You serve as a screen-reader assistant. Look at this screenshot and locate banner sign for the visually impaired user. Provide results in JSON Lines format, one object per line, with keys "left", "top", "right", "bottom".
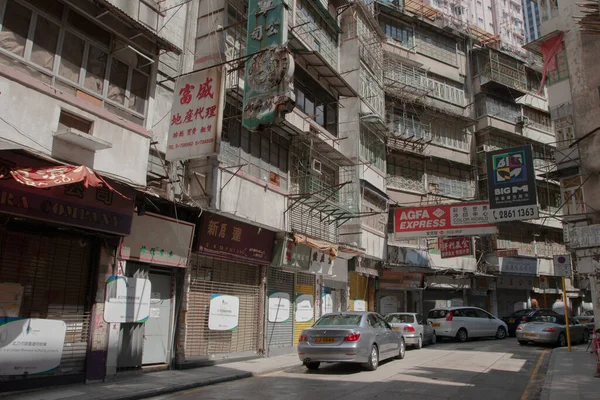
{"left": 394, "top": 202, "right": 497, "bottom": 239}
{"left": 242, "top": 0, "right": 294, "bottom": 130}
{"left": 119, "top": 212, "right": 195, "bottom": 268}
{"left": 0, "top": 318, "right": 66, "bottom": 375}
{"left": 167, "top": 67, "right": 223, "bottom": 161}
{"left": 499, "top": 257, "right": 538, "bottom": 276}
{"left": 486, "top": 145, "right": 539, "bottom": 223}
{"left": 104, "top": 276, "right": 151, "bottom": 323}
{"left": 439, "top": 237, "right": 472, "bottom": 259}
{"left": 379, "top": 271, "right": 423, "bottom": 290}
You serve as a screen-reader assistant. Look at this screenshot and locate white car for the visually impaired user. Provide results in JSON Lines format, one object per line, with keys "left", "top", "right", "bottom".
{"left": 427, "top": 306, "right": 508, "bottom": 342}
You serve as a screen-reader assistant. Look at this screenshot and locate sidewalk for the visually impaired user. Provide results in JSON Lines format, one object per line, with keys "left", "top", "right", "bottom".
{"left": 541, "top": 345, "right": 600, "bottom": 400}
{"left": 0, "top": 353, "right": 300, "bottom": 400}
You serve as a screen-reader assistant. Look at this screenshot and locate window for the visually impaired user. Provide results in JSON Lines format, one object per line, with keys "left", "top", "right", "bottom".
{"left": 360, "top": 124, "right": 385, "bottom": 172}
{"left": 430, "top": 120, "right": 469, "bottom": 150}
{"left": 474, "top": 309, "right": 491, "bottom": 319}
{"left": 427, "top": 162, "right": 472, "bottom": 199}
{"left": 315, "top": 314, "right": 362, "bottom": 326}
{"left": 294, "top": 67, "right": 338, "bottom": 136}
{"left": 0, "top": 1, "right": 152, "bottom": 125}
{"left": 548, "top": 46, "right": 569, "bottom": 85}
{"left": 361, "top": 186, "right": 387, "bottom": 233}
{"left": 415, "top": 31, "right": 457, "bottom": 66}
{"left": 387, "top": 155, "right": 425, "bottom": 192}
{"left": 221, "top": 103, "right": 289, "bottom": 190}
{"left": 368, "top": 314, "right": 383, "bottom": 328}
{"left": 463, "top": 309, "right": 478, "bottom": 318}
{"left": 380, "top": 16, "right": 414, "bottom": 49}
{"left": 561, "top": 176, "right": 585, "bottom": 215}
{"left": 385, "top": 314, "right": 415, "bottom": 324}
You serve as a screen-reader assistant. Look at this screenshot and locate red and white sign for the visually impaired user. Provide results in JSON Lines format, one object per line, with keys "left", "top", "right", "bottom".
{"left": 439, "top": 237, "right": 472, "bottom": 259}
{"left": 394, "top": 202, "right": 497, "bottom": 239}
{"left": 166, "top": 67, "right": 224, "bottom": 161}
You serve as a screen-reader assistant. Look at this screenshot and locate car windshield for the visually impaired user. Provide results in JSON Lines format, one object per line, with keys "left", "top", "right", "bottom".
{"left": 385, "top": 314, "right": 415, "bottom": 324}
{"left": 531, "top": 315, "right": 562, "bottom": 324}
{"left": 314, "top": 314, "right": 362, "bottom": 326}
{"left": 428, "top": 310, "right": 448, "bottom": 319}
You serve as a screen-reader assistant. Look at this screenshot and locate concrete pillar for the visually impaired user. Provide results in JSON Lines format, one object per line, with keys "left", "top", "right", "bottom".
{"left": 175, "top": 267, "right": 192, "bottom": 366}
{"left": 86, "top": 243, "right": 116, "bottom": 382}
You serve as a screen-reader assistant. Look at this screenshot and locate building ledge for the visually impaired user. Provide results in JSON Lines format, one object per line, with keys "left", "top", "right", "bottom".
{"left": 54, "top": 128, "right": 112, "bottom": 151}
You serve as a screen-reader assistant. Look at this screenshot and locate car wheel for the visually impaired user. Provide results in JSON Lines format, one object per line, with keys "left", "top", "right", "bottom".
{"left": 557, "top": 333, "right": 567, "bottom": 347}
{"left": 582, "top": 329, "right": 590, "bottom": 344}
{"left": 304, "top": 362, "right": 320, "bottom": 370}
{"left": 431, "top": 332, "right": 437, "bottom": 345}
{"left": 495, "top": 326, "right": 507, "bottom": 340}
{"left": 416, "top": 335, "right": 423, "bottom": 349}
{"left": 396, "top": 338, "right": 406, "bottom": 360}
{"left": 456, "top": 328, "right": 468, "bottom": 342}
{"left": 364, "top": 344, "right": 379, "bottom": 371}
{"left": 518, "top": 340, "right": 528, "bottom": 346}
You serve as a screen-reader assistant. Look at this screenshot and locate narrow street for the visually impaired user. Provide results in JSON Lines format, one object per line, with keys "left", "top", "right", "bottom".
{"left": 148, "top": 338, "right": 562, "bottom": 400}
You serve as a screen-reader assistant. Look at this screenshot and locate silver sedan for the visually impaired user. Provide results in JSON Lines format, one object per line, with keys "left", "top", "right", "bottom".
{"left": 516, "top": 314, "right": 590, "bottom": 346}
{"left": 385, "top": 312, "right": 436, "bottom": 349}
{"left": 297, "top": 312, "right": 405, "bottom": 371}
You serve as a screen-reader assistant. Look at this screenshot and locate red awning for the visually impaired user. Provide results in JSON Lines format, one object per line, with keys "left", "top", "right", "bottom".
{"left": 1, "top": 162, "right": 128, "bottom": 198}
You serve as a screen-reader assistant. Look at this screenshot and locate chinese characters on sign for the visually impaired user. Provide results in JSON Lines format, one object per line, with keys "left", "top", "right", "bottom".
{"left": 166, "top": 68, "right": 223, "bottom": 161}
{"left": 198, "top": 214, "right": 275, "bottom": 264}
{"left": 486, "top": 145, "right": 539, "bottom": 223}
{"left": 439, "top": 237, "right": 472, "bottom": 259}
{"left": 499, "top": 257, "right": 538, "bottom": 276}
{"left": 242, "top": 0, "right": 294, "bottom": 130}
{"left": 394, "top": 202, "right": 497, "bottom": 239}
{"left": 378, "top": 271, "right": 423, "bottom": 290}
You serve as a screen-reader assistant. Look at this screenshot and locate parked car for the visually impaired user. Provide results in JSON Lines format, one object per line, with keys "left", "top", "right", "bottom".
{"left": 385, "top": 312, "right": 436, "bottom": 349}
{"left": 297, "top": 312, "right": 405, "bottom": 371}
{"left": 501, "top": 309, "right": 560, "bottom": 337}
{"left": 516, "top": 314, "right": 590, "bottom": 346}
{"left": 574, "top": 310, "right": 595, "bottom": 333}
{"left": 427, "top": 306, "right": 508, "bottom": 342}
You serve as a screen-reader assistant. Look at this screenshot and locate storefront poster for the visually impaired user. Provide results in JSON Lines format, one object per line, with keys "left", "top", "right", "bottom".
{"left": 0, "top": 283, "right": 23, "bottom": 317}
{"left": 268, "top": 292, "right": 290, "bottom": 323}
{"left": 439, "top": 237, "right": 472, "bottom": 258}
{"left": 119, "top": 212, "right": 195, "bottom": 268}
{"left": 353, "top": 299, "right": 367, "bottom": 311}
{"left": 197, "top": 214, "right": 275, "bottom": 264}
{"left": 486, "top": 145, "right": 539, "bottom": 223}
{"left": 0, "top": 318, "right": 66, "bottom": 375}
{"left": 103, "top": 276, "right": 151, "bottom": 323}
{"left": 394, "top": 202, "right": 497, "bottom": 239}
{"left": 295, "top": 294, "right": 314, "bottom": 323}
{"left": 0, "top": 152, "right": 134, "bottom": 235}
{"left": 208, "top": 294, "right": 240, "bottom": 330}
{"left": 380, "top": 296, "right": 398, "bottom": 315}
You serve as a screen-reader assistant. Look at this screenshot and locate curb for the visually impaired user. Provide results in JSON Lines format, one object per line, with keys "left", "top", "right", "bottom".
{"left": 98, "top": 362, "right": 302, "bottom": 400}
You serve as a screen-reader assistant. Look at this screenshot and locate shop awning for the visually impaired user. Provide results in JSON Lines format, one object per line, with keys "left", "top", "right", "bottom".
{"left": 0, "top": 153, "right": 129, "bottom": 198}
{"left": 293, "top": 233, "right": 338, "bottom": 261}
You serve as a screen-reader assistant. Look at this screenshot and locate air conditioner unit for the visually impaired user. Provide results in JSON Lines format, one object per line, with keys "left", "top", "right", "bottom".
{"left": 515, "top": 115, "right": 529, "bottom": 125}
{"left": 312, "top": 159, "right": 322, "bottom": 175}
{"left": 476, "top": 145, "right": 485, "bottom": 153}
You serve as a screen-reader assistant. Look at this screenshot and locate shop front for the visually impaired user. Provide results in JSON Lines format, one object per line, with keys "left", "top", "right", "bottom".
{"left": 109, "top": 212, "right": 195, "bottom": 371}
{"left": 377, "top": 270, "right": 424, "bottom": 315}
{"left": 468, "top": 277, "right": 497, "bottom": 314}
{"left": 496, "top": 256, "right": 538, "bottom": 318}
{"left": 179, "top": 213, "right": 275, "bottom": 364}
{"left": 0, "top": 151, "right": 134, "bottom": 388}
{"left": 423, "top": 275, "right": 471, "bottom": 316}
{"left": 266, "top": 234, "right": 338, "bottom": 355}
{"left": 348, "top": 257, "right": 379, "bottom": 312}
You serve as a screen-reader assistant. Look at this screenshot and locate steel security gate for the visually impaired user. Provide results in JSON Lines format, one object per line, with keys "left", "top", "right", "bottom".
{"left": 293, "top": 273, "right": 315, "bottom": 346}
{"left": 349, "top": 272, "right": 369, "bottom": 311}
{"left": 266, "top": 268, "right": 294, "bottom": 354}
{"left": 0, "top": 231, "right": 92, "bottom": 380}
{"left": 186, "top": 255, "right": 261, "bottom": 357}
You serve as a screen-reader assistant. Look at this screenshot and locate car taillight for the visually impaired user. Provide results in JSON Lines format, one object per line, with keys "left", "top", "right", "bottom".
{"left": 542, "top": 327, "right": 556, "bottom": 333}
{"left": 521, "top": 317, "right": 529, "bottom": 323}
{"left": 446, "top": 312, "right": 454, "bottom": 322}
{"left": 299, "top": 334, "right": 308, "bottom": 342}
{"left": 516, "top": 326, "right": 523, "bottom": 331}
{"left": 343, "top": 333, "right": 361, "bottom": 342}
{"left": 403, "top": 326, "right": 416, "bottom": 333}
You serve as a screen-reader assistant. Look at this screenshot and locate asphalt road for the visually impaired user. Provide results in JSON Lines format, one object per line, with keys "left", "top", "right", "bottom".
{"left": 147, "top": 337, "right": 573, "bottom": 400}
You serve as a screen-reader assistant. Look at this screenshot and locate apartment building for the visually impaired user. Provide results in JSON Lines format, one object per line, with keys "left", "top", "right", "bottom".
{"left": 522, "top": 0, "right": 541, "bottom": 43}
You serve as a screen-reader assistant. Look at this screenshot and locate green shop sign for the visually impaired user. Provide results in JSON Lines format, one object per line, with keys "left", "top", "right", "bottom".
{"left": 242, "top": 0, "right": 295, "bottom": 131}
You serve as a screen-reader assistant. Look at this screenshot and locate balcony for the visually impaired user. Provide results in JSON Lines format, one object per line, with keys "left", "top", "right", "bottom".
{"left": 386, "top": 173, "right": 426, "bottom": 193}
{"left": 384, "top": 58, "right": 430, "bottom": 100}
{"left": 478, "top": 51, "right": 528, "bottom": 94}
{"left": 475, "top": 96, "right": 523, "bottom": 135}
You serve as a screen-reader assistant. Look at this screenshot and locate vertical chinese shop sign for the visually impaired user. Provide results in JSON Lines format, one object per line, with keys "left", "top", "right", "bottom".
{"left": 166, "top": 67, "right": 224, "bottom": 161}
{"left": 242, "top": 0, "right": 295, "bottom": 131}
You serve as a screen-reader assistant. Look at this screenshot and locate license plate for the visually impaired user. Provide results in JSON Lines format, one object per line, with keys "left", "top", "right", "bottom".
{"left": 432, "top": 323, "right": 440, "bottom": 328}
{"left": 393, "top": 327, "right": 400, "bottom": 331}
{"left": 509, "top": 319, "right": 515, "bottom": 324}
{"left": 524, "top": 333, "right": 538, "bottom": 338}
{"left": 314, "top": 337, "right": 336, "bottom": 343}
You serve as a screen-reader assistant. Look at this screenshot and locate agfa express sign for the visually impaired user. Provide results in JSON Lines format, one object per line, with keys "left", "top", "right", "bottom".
{"left": 394, "top": 202, "right": 497, "bottom": 239}
{"left": 486, "top": 145, "right": 539, "bottom": 223}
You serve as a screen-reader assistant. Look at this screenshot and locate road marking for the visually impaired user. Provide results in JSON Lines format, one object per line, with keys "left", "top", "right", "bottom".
{"left": 520, "top": 349, "right": 548, "bottom": 400}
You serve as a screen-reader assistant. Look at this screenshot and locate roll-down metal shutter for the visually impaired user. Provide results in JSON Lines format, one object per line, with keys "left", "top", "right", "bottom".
{"left": 349, "top": 272, "right": 369, "bottom": 311}
{"left": 266, "top": 268, "right": 294, "bottom": 352}
{"left": 186, "top": 255, "right": 261, "bottom": 357}
{"left": 0, "top": 231, "right": 92, "bottom": 379}
{"left": 293, "top": 272, "right": 315, "bottom": 346}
